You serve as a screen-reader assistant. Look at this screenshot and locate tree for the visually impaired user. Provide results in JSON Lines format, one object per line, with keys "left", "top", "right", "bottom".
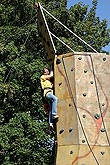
{"left": 0, "top": 0, "right": 110, "bottom": 164}
{"left": 42, "top": 0, "right": 110, "bottom": 54}
{"left": 0, "top": 0, "right": 53, "bottom": 164}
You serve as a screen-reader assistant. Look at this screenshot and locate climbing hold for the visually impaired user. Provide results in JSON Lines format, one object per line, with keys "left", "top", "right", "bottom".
{"left": 90, "top": 81, "right": 94, "bottom": 84}
{"left": 56, "top": 58, "right": 61, "bottom": 64}
{"left": 83, "top": 114, "right": 86, "bottom": 118}
{"left": 103, "top": 57, "right": 106, "bottom": 61}
{"left": 101, "top": 151, "right": 105, "bottom": 155}
{"left": 78, "top": 57, "right": 82, "bottom": 60}
{"left": 83, "top": 93, "right": 87, "bottom": 97}
{"left": 71, "top": 67, "right": 74, "bottom": 71}
{"left": 59, "top": 82, "right": 62, "bottom": 86}
{"left": 69, "top": 128, "right": 73, "bottom": 133}
{"left": 82, "top": 140, "right": 85, "bottom": 143}
{"left": 69, "top": 104, "right": 71, "bottom": 107}
{"left": 59, "top": 128, "right": 64, "bottom": 134}
{"left": 101, "top": 128, "right": 106, "bottom": 132}
{"left": 84, "top": 69, "right": 87, "bottom": 73}
{"left": 102, "top": 103, "right": 105, "bottom": 106}
{"left": 95, "top": 114, "right": 100, "bottom": 119}
{"left": 70, "top": 150, "right": 73, "bottom": 154}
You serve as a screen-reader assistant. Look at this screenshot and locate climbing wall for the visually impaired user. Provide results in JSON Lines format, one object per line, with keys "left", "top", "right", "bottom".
{"left": 54, "top": 52, "right": 110, "bottom": 165}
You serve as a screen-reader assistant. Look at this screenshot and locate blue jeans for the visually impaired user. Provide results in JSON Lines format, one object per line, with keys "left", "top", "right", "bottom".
{"left": 46, "top": 93, "right": 58, "bottom": 124}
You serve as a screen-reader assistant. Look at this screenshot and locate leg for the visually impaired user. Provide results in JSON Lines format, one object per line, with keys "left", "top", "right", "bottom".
{"left": 48, "top": 101, "right": 53, "bottom": 124}
{"left": 46, "top": 93, "right": 58, "bottom": 116}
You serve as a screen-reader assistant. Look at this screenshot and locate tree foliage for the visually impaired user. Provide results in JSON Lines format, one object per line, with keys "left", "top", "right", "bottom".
{"left": 0, "top": 0, "right": 52, "bottom": 164}
{"left": 43, "top": 0, "right": 110, "bottom": 53}
{"left": 0, "top": 0, "right": 110, "bottom": 164}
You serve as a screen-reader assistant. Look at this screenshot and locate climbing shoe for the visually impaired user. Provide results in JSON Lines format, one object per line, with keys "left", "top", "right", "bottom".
{"left": 52, "top": 115, "right": 59, "bottom": 119}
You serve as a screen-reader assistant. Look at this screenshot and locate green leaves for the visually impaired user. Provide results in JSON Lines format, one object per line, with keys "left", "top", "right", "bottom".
{"left": 0, "top": 1, "right": 51, "bottom": 164}
{"left": 0, "top": 112, "right": 50, "bottom": 165}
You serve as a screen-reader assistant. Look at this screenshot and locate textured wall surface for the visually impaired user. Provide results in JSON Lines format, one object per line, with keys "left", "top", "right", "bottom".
{"left": 55, "top": 52, "right": 110, "bottom": 165}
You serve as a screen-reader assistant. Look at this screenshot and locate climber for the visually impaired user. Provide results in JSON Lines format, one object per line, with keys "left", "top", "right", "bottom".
{"left": 40, "top": 68, "right": 59, "bottom": 128}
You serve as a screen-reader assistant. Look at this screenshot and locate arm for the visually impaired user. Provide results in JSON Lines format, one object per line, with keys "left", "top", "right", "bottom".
{"left": 50, "top": 71, "right": 53, "bottom": 77}
{"left": 44, "top": 71, "right": 53, "bottom": 80}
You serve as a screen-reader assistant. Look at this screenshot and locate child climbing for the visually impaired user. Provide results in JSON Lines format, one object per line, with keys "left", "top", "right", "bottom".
{"left": 40, "top": 68, "right": 59, "bottom": 128}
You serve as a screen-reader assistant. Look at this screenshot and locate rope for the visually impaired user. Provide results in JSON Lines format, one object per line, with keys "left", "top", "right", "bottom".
{"left": 61, "top": 57, "right": 100, "bottom": 165}
{"left": 50, "top": 32, "right": 75, "bottom": 53}
{"left": 41, "top": 4, "right": 98, "bottom": 53}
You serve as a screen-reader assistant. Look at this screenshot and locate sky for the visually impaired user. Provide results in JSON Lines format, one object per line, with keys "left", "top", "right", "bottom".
{"left": 67, "top": 0, "right": 110, "bottom": 52}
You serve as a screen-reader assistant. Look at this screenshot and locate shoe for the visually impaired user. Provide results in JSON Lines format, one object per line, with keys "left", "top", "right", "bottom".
{"left": 52, "top": 115, "right": 59, "bottom": 119}
{"left": 49, "top": 123, "right": 53, "bottom": 129}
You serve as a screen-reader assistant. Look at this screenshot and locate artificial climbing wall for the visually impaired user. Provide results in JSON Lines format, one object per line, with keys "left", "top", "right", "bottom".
{"left": 54, "top": 52, "right": 110, "bottom": 165}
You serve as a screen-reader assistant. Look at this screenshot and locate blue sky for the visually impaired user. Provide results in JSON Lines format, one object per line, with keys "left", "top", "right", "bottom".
{"left": 67, "top": 0, "right": 110, "bottom": 52}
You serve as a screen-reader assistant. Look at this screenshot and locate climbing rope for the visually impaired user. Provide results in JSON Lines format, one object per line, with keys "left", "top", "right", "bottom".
{"left": 50, "top": 32, "right": 75, "bottom": 53}
{"left": 41, "top": 4, "right": 98, "bottom": 53}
